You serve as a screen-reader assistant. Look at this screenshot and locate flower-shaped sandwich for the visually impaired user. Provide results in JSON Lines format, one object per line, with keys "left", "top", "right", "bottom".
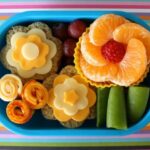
{"left": 42, "top": 66, "right": 96, "bottom": 128}
{"left": 1, "top": 22, "right": 63, "bottom": 80}
{"left": 75, "top": 14, "right": 150, "bottom": 87}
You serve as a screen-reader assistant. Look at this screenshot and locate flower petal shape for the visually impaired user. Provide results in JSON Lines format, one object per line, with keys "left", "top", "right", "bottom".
{"left": 81, "top": 33, "right": 107, "bottom": 66}
{"left": 79, "top": 55, "right": 118, "bottom": 82}
{"left": 72, "top": 107, "right": 90, "bottom": 122}
{"left": 112, "top": 38, "right": 147, "bottom": 86}
{"left": 48, "top": 75, "right": 96, "bottom": 122}
{"left": 89, "top": 14, "right": 129, "bottom": 46}
{"left": 113, "top": 23, "right": 150, "bottom": 63}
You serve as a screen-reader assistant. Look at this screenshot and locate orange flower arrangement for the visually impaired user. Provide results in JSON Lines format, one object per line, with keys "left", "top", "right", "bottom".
{"left": 75, "top": 14, "right": 150, "bottom": 87}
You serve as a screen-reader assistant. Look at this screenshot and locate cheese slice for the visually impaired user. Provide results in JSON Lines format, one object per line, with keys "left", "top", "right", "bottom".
{"left": 0, "top": 74, "right": 23, "bottom": 102}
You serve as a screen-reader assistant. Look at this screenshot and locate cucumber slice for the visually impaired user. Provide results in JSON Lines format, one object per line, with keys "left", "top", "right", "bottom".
{"left": 96, "top": 87, "right": 110, "bottom": 127}
{"left": 107, "top": 86, "right": 127, "bottom": 129}
{"left": 128, "top": 86, "right": 149, "bottom": 123}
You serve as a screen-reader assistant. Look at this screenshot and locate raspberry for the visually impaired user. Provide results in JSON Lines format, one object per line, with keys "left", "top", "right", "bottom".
{"left": 101, "top": 39, "right": 126, "bottom": 63}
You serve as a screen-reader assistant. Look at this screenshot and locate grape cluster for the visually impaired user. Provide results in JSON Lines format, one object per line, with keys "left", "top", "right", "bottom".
{"left": 52, "top": 20, "right": 86, "bottom": 62}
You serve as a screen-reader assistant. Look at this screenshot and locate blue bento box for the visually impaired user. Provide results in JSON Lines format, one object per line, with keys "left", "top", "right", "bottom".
{"left": 0, "top": 10, "right": 150, "bottom": 136}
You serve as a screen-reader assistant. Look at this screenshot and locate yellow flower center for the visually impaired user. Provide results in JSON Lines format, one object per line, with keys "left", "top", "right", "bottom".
{"left": 63, "top": 89, "right": 79, "bottom": 106}
{"left": 21, "top": 42, "right": 39, "bottom": 60}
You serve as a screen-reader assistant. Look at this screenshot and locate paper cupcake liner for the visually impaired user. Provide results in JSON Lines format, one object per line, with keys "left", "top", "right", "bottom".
{"left": 74, "top": 28, "right": 149, "bottom": 88}
{"left": 132, "top": 64, "right": 150, "bottom": 86}
{"left": 74, "top": 28, "right": 115, "bottom": 88}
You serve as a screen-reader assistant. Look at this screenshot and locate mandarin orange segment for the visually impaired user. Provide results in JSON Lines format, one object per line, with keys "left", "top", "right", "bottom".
{"left": 113, "top": 23, "right": 150, "bottom": 62}
{"left": 140, "top": 35, "right": 150, "bottom": 63}
{"left": 81, "top": 33, "right": 107, "bottom": 66}
{"left": 89, "top": 14, "right": 129, "bottom": 46}
{"left": 79, "top": 54, "right": 118, "bottom": 82}
{"left": 112, "top": 38, "right": 147, "bottom": 86}
{"left": 113, "top": 23, "right": 149, "bottom": 44}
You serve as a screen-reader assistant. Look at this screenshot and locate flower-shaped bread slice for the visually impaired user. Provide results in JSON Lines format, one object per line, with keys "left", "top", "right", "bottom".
{"left": 42, "top": 65, "right": 96, "bottom": 128}
{"left": 1, "top": 22, "right": 63, "bottom": 80}
{"left": 6, "top": 28, "right": 57, "bottom": 78}
{"left": 48, "top": 74, "right": 96, "bottom": 122}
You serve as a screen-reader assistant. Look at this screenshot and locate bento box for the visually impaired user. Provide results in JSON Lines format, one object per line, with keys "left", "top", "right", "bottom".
{"left": 0, "top": 10, "right": 150, "bottom": 136}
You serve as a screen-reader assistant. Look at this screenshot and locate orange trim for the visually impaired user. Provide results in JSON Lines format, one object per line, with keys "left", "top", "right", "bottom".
{"left": 142, "top": 124, "right": 150, "bottom": 130}
{"left": 0, "top": 16, "right": 9, "bottom": 20}
{"left": 0, "top": 126, "right": 6, "bottom": 130}
{"left": 140, "top": 16, "right": 150, "bottom": 20}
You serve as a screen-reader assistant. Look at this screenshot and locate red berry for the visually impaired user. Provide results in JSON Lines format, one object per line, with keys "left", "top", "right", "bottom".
{"left": 52, "top": 23, "right": 68, "bottom": 40}
{"left": 68, "top": 20, "right": 86, "bottom": 39}
{"left": 63, "top": 39, "right": 77, "bottom": 57}
{"left": 101, "top": 40, "right": 126, "bottom": 63}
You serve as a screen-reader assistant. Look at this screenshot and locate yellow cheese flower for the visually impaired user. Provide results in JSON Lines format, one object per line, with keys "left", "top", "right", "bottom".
{"left": 6, "top": 28, "right": 57, "bottom": 78}
{"left": 47, "top": 74, "right": 96, "bottom": 122}
{"left": 12, "top": 34, "right": 49, "bottom": 70}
